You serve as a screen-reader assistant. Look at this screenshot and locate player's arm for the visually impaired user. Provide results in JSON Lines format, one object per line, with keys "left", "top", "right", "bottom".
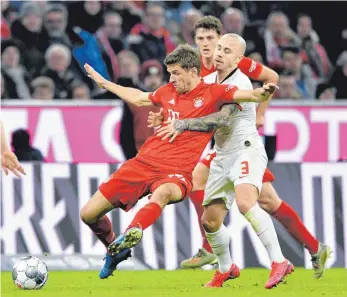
{"left": 84, "top": 64, "right": 152, "bottom": 106}
{"left": 1, "top": 120, "right": 11, "bottom": 153}
{"left": 238, "top": 57, "right": 279, "bottom": 128}
{"left": 217, "top": 83, "right": 278, "bottom": 104}
{"left": 174, "top": 104, "right": 238, "bottom": 132}
{"left": 254, "top": 66, "right": 279, "bottom": 129}
{"left": 155, "top": 104, "right": 238, "bottom": 143}
{"left": 0, "top": 120, "right": 26, "bottom": 177}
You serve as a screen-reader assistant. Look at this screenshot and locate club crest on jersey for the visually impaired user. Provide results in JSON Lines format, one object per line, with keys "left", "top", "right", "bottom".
{"left": 194, "top": 97, "right": 204, "bottom": 108}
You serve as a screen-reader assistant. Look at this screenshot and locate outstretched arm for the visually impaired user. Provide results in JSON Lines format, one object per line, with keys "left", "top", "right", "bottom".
{"left": 84, "top": 64, "right": 152, "bottom": 106}
{"left": 156, "top": 104, "right": 238, "bottom": 142}
{"left": 0, "top": 120, "right": 26, "bottom": 177}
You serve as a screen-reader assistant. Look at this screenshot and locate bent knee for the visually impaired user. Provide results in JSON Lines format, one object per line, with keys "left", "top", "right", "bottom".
{"left": 258, "top": 192, "right": 282, "bottom": 214}
{"left": 80, "top": 206, "right": 97, "bottom": 225}
{"left": 201, "top": 214, "right": 222, "bottom": 233}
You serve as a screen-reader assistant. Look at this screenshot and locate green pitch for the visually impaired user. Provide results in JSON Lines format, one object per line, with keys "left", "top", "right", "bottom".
{"left": 2, "top": 268, "right": 347, "bottom": 297}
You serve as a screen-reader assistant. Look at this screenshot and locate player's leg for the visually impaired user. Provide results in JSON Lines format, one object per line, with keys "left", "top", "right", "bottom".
{"left": 80, "top": 190, "right": 132, "bottom": 279}
{"left": 80, "top": 158, "right": 152, "bottom": 278}
{"left": 180, "top": 160, "right": 217, "bottom": 268}
{"left": 231, "top": 150, "right": 293, "bottom": 288}
{"left": 259, "top": 180, "right": 330, "bottom": 278}
{"left": 202, "top": 199, "right": 240, "bottom": 288}
{"left": 108, "top": 174, "right": 189, "bottom": 255}
{"left": 80, "top": 190, "right": 116, "bottom": 248}
{"left": 201, "top": 158, "right": 240, "bottom": 288}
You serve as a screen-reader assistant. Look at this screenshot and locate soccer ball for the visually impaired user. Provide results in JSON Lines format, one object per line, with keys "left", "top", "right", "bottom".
{"left": 12, "top": 256, "right": 48, "bottom": 290}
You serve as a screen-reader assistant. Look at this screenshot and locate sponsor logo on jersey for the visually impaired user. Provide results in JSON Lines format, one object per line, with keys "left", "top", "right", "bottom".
{"left": 249, "top": 60, "right": 256, "bottom": 73}
{"left": 168, "top": 98, "right": 175, "bottom": 105}
{"left": 194, "top": 97, "right": 204, "bottom": 108}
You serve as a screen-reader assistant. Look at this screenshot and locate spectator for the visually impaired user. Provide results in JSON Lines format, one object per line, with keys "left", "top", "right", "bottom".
{"left": 282, "top": 46, "right": 316, "bottom": 99}
{"left": 39, "top": 44, "right": 80, "bottom": 99}
{"left": 39, "top": 3, "right": 71, "bottom": 53}
{"left": 174, "top": 8, "right": 203, "bottom": 45}
{"left": 68, "top": 0, "right": 103, "bottom": 34}
{"left": 117, "top": 50, "right": 141, "bottom": 86}
{"left": 128, "top": 2, "right": 176, "bottom": 64}
{"left": 107, "top": 1, "right": 142, "bottom": 35}
{"left": 330, "top": 51, "right": 347, "bottom": 99}
{"left": 31, "top": 76, "right": 55, "bottom": 100}
{"left": 200, "top": 1, "right": 233, "bottom": 18}
{"left": 96, "top": 11, "right": 125, "bottom": 82}
{"left": 315, "top": 83, "right": 336, "bottom": 101}
{"left": 11, "top": 129, "right": 44, "bottom": 162}
{"left": 0, "top": 73, "right": 9, "bottom": 99}
{"left": 72, "top": 82, "right": 91, "bottom": 100}
{"left": 1, "top": 39, "right": 31, "bottom": 99}
{"left": 221, "top": 8, "right": 266, "bottom": 59}
{"left": 120, "top": 60, "right": 162, "bottom": 159}
{"left": 275, "top": 73, "right": 303, "bottom": 100}
{"left": 10, "top": 2, "right": 45, "bottom": 74}
{"left": 264, "top": 11, "right": 301, "bottom": 70}
{"left": 297, "top": 14, "right": 333, "bottom": 79}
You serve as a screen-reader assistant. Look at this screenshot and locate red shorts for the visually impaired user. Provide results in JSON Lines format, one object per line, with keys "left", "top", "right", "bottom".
{"left": 99, "top": 158, "right": 193, "bottom": 211}
{"left": 199, "top": 149, "right": 275, "bottom": 183}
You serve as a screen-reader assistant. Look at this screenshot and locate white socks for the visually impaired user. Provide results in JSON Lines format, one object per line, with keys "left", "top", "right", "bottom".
{"left": 245, "top": 203, "right": 285, "bottom": 263}
{"left": 205, "top": 224, "right": 233, "bottom": 273}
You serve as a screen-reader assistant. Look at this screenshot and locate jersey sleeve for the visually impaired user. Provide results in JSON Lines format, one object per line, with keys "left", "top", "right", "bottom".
{"left": 238, "top": 57, "right": 263, "bottom": 80}
{"left": 210, "top": 84, "right": 239, "bottom": 107}
{"left": 148, "top": 85, "right": 168, "bottom": 106}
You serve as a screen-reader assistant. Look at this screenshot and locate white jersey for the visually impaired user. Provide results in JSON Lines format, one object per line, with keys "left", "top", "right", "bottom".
{"left": 203, "top": 69, "right": 263, "bottom": 154}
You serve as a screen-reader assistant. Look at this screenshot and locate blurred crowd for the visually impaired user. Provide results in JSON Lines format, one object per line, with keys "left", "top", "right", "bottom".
{"left": 1, "top": 0, "right": 347, "bottom": 102}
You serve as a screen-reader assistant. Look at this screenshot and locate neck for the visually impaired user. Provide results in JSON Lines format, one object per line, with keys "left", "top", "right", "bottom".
{"left": 217, "top": 65, "right": 237, "bottom": 84}
{"left": 202, "top": 56, "right": 214, "bottom": 69}
{"left": 186, "top": 77, "right": 201, "bottom": 93}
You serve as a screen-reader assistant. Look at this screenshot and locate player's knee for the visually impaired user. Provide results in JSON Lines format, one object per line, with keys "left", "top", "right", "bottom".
{"left": 201, "top": 213, "right": 221, "bottom": 233}
{"left": 151, "top": 186, "right": 175, "bottom": 208}
{"left": 259, "top": 184, "right": 282, "bottom": 214}
{"left": 80, "top": 205, "right": 97, "bottom": 225}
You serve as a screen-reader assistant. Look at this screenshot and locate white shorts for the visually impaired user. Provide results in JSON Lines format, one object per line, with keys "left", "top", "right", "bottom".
{"left": 203, "top": 147, "right": 268, "bottom": 209}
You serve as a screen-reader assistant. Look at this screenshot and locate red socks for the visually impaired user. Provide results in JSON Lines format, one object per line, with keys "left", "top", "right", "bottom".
{"left": 272, "top": 201, "right": 319, "bottom": 254}
{"left": 189, "top": 190, "right": 213, "bottom": 253}
{"left": 88, "top": 216, "right": 116, "bottom": 248}
{"left": 128, "top": 202, "right": 162, "bottom": 231}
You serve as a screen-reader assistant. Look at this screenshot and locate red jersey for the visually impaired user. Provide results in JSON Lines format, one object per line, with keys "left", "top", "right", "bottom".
{"left": 200, "top": 56, "right": 263, "bottom": 80}
{"left": 137, "top": 81, "right": 239, "bottom": 174}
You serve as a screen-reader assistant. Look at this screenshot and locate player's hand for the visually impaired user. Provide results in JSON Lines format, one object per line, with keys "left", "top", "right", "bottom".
{"left": 84, "top": 64, "right": 107, "bottom": 88}
{"left": 254, "top": 83, "right": 278, "bottom": 102}
{"left": 1, "top": 152, "right": 26, "bottom": 178}
{"left": 156, "top": 119, "right": 185, "bottom": 143}
{"left": 256, "top": 113, "right": 265, "bottom": 129}
{"left": 147, "top": 108, "right": 164, "bottom": 128}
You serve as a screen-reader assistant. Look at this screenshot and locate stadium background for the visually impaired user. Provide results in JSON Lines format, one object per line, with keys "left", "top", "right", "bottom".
{"left": 1, "top": 0, "right": 347, "bottom": 273}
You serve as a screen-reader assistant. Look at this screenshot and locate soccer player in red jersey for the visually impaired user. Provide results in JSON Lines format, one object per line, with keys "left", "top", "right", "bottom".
{"left": 150, "top": 16, "right": 330, "bottom": 279}
{"left": 82, "top": 45, "right": 275, "bottom": 279}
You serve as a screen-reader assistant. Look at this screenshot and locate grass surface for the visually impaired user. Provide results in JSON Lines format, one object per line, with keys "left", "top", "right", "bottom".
{"left": 2, "top": 268, "right": 347, "bottom": 297}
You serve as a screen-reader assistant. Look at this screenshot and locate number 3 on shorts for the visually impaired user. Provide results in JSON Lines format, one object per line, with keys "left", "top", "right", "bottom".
{"left": 241, "top": 161, "right": 249, "bottom": 175}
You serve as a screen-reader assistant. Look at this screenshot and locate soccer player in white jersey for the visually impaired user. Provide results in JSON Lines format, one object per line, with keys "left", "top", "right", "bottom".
{"left": 156, "top": 34, "right": 293, "bottom": 289}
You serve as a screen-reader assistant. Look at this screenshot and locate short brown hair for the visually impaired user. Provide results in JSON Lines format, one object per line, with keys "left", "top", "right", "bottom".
{"left": 194, "top": 16, "right": 223, "bottom": 36}
{"left": 164, "top": 44, "right": 200, "bottom": 74}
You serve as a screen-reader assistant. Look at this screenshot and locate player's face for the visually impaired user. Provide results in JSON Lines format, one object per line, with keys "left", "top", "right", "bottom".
{"left": 167, "top": 64, "right": 197, "bottom": 94}
{"left": 213, "top": 38, "right": 243, "bottom": 71}
{"left": 195, "top": 29, "right": 220, "bottom": 59}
